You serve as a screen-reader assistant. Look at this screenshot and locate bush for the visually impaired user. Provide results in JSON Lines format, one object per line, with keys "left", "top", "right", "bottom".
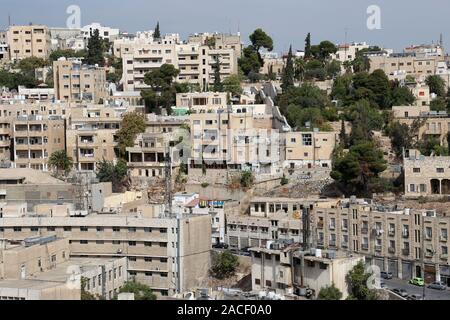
{"left": 201, "top": 182, "right": 209, "bottom": 188}
{"left": 280, "top": 175, "right": 289, "bottom": 186}
{"left": 210, "top": 250, "right": 239, "bottom": 279}
{"left": 318, "top": 283, "right": 343, "bottom": 300}
{"left": 240, "top": 171, "right": 254, "bottom": 188}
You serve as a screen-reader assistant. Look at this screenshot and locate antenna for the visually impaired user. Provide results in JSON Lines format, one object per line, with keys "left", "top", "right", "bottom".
{"left": 8, "top": 14, "right": 11, "bottom": 27}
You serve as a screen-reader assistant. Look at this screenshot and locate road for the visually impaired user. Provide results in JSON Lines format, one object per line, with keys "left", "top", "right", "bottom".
{"left": 384, "top": 278, "right": 450, "bottom": 300}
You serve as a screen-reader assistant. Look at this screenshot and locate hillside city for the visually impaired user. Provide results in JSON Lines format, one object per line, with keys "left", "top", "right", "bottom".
{"left": 0, "top": 20, "right": 449, "bottom": 301}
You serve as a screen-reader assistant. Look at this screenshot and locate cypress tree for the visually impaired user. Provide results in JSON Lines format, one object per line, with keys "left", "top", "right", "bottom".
{"left": 86, "top": 29, "right": 104, "bottom": 66}
{"left": 154, "top": 22, "right": 161, "bottom": 39}
{"left": 213, "top": 58, "right": 223, "bottom": 92}
{"left": 281, "top": 45, "right": 295, "bottom": 91}
{"left": 305, "top": 32, "right": 312, "bottom": 59}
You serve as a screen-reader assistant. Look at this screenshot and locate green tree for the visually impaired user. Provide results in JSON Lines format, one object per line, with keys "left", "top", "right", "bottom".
{"left": 240, "top": 171, "right": 254, "bottom": 188}
{"left": 116, "top": 281, "right": 157, "bottom": 300}
{"left": 318, "top": 283, "right": 343, "bottom": 300}
{"left": 142, "top": 64, "right": 180, "bottom": 113}
{"left": 86, "top": 29, "right": 105, "bottom": 66}
{"left": 326, "top": 60, "right": 341, "bottom": 79}
{"left": 425, "top": 75, "right": 446, "bottom": 97}
{"left": 390, "top": 85, "right": 415, "bottom": 106}
{"left": 317, "top": 40, "right": 337, "bottom": 61}
{"left": 210, "top": 250, "right": 239, "bottom": 279}
{"left": 222, "top": 74, "right": 243, "bottom": 97}
{"left": 346, "top": 261, "right": 378, "bottom": 300}
{"left": 304, "top": 59, "right": 326, "bottom": 81}
{"left": 331, "top": 141, "right": 387, "bottom": 196}
{"left": 213, "top": 57, "right": 223, "bottom": 92}
{"left": 0, "top": 69, "right": 37, "bottom": 89}
{"left": 17, "top": 57, "right": 47, "bottom": 77}
{"left": 386, "top": 122, "right": 414, "bottom": 159}
{"left": 96, "top": 159, "right": 129, "bottom": 192}
{"left": 49, "top": 49, "right": 87, "bottom": 62}
{"left": 281, "top": 45, "right": 295, "bottom": 92}
{"left": 430, "top": 97, "right": 447, "bottom": 111}
{"left": 304, "top": 33, "right": 312, "bottom": 59}
{"left": 294, "top": 58, "right": 306, "bottom": 81}
{"left": 339, "top": 119, "right": 348, "bottom": 148}
{"left": 48, "top": 150, "right": 73, "bottom": 177}
{"left": 238, "top": 46, "right": 261, "bottom": 77}
{"left": 278, "top": 82, "right": 330, "bottom": 113}
{"left": 249, "top": 28, "right": 273, "bottom": 65}
{"left": 153, "top": 21, "right": 161, "bottom": 39}
{"left": 116, "top": 111, "right": 146, "bottom": 159}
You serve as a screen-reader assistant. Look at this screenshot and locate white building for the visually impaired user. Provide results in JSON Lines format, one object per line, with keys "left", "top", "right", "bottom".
{"left": 81, "top": 23, "right": 120, "bottom": 41}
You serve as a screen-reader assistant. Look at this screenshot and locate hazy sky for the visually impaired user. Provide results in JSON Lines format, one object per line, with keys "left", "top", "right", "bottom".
{"left": 0, "top": 0, "right": 447, "bottom": 53}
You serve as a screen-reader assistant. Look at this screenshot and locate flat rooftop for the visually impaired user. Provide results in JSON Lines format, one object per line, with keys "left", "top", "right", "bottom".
{"left": 0, "top": 168, "right": 66, "bottom": 185}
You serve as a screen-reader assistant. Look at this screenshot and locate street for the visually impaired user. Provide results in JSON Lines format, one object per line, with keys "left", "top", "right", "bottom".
{"left": 384, "top": 278, "right": 450, "bottom": 300}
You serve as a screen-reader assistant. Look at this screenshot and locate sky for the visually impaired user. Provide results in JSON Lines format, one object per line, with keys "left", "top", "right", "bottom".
{"left": 0, "top": 0, "right": 448, "bottom": 53}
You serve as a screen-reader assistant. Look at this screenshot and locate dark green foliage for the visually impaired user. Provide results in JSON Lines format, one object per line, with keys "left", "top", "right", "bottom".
{"left": 86, "top": 29, "right": 105, "bottom": 66}
{"left": 240, "top": 171, "right": 254, "bottom": 188}
{"left": 280, "top": 175, "right": 289, "bottom": 186}
{"left": 213, "top": 58, "right": 223, "bottom": 92}
{"left": 304, "top": 33, "right": 311, "bottom": 59}
{"left": 153, "top": 22, "right": 161, "bottom": 39}
{"left": 331, "top": 141, "right": 387, "bottom": 196}
{"left": 425, "top": 75, "right": 446, "bottom": 97}
{"left": 96, "top": 159, "right": 129, "bottom": 193}
{"left": 117, "top": 281, "right": 157, "bottom": 300}
{"left": 318, "top": 283, "right": 343, "bottom": 300}
{"left": 210, "top": 250, "right": 239, "bottom": 279}
{"left": 281, "top": 45, "right": 295, "bottom": 91}
{"left": 116, "top": 112, "right": 146, "bottom": 159}
{"left": 49, "top": 49, "right": 87, "bottom": 62}
{"left": 48, "top": 150, "right": 73, "bottom": 177}
{"left": 0, "top": 69, "right": 37, "bottom": 89}
{"left": 346, "top": 261, "right": 379, "bottom": 300}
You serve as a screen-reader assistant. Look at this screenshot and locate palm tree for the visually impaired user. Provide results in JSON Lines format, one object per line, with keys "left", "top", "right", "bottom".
{"left": 48, "top": 150, "right": 73, "bottom": 177}
{"left": 294, "top": 58, "right": 306, "bottom": 82}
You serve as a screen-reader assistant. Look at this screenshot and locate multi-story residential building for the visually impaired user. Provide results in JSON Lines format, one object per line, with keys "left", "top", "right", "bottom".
{"left": 0, "top": 235, "right": 128, "bottom": 300}
{"left": 284, "top": 130, "right": 339, "bottom": 169}
{"left": 13, "top": 114, "right": 65, "bottom": 171}
{"left": 65, "top": 105, "right": 129, "bottom": 171}
{"left": 187, "top": 92, "right": 290, "bottom": 179}
{"left": 404, "top": 44, "right": 444, "bottom": 57}
{"left": 0, "top": 205, "right": 212, "bottom": 297}
{"left": 187, "top": 32, "right": 242, "bottom": 58}
{"left": 113, "top": 33, "right": 179, "bottom": 59}
{"left": 404, "top": 149, "right": 450, "bottom": 197}
{"left": 0, "top": 30, "right": 8, "bottom": 61}
{"left": 53, "top": 57, "right": 107, "bottom": 103}
{"left": 17, "top": 86, "right": 55, "bottom": 102}
{"left": 227, "top": 196, "right": 450, "bottom": 285}
{"left": 330, "top": 42, "right": 370, "bottom": 63}
{"left": 369, "top": 53, "right": 443, "bottom": 81}
{"left": 7, "top": 25, "right": 51, "bottom": 61}
{"left": 249, "top": 241, "right": 364, "bottom": 299}
{"left": 81, "top": 23, "right": 120, "bottom": 42}
{"left": 121, "top": 35, "right": 239, "bottom": 91}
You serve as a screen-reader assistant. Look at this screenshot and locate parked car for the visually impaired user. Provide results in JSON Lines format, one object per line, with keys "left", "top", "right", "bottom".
{"left": 392, "top": 288, "right": 408, "bottom": 297}
{"left": 427, "top": 281, "right": 447, "bottom": 290}
{"left": 381, "top": 271, "right": 393, "bottom": 279}
{"left": 409, "top": 277, "right": 425, "bottom": 286}
{"left": 213, "top": 243, "right": 229, "bottom": 249}
{"left": 380, "top": 281, "right": 386, "bottom": 288}
{"left": 407, "top": 294, "right": 423, "bottom": 300}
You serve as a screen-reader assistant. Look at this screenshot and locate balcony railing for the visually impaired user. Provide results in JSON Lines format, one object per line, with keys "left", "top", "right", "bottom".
{"left": 329, "top": 240, "right": 336, "bottom": 247}
{"left": 361, "top": 228, "right": 368, "bottom": 234}
{"left": 388, "top": 230, "right": 395, "bottom": 237}
{"left": 375, "top": 245, "right": 382, "bottom": 252}
{"left": 388, "top": 247, "right": 395, "bottom": 254}
{"left": 402, "top": 231, "right": 409, "bottom": 238}
{"left": 361, "top": 244, "right": 369, "bottom": 250}
{"left": 402, "top": 249, "right": 410, "bottom": 256}
{"left": 440, "top": 236, "right": 448, "bottom": 242}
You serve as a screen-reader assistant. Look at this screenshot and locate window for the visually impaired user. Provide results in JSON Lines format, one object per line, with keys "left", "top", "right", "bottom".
{"left": 128, "top": 227, "right": 136, "bottom": 233}
{"left": 64, "top": 226, "right": 71, "bottom": 232}
{"left": 96, "top": 227, "right": 104, "bottom": 232}
{"left": 128, "top": 241, "right": 136, "bottom": 246}
{"left": 113, "top": 227, "right": 120, "bottom": 232}
{"left": 80, "top": 226, "right": 88, "bottom": 232}
{"left": 13, "top": 227, "right": 22, "bottom": 232}
{"left": 437, "top": 168, "right": 444, "bottom": 173}
{"left": 302, "top": 134, "right": 312, "bottom": 146}
{"left": 80, "top": 240, "right": 88, "bottom": 244}
{"left": 413, "top": 168, "right": 420, "bottom": 173}
{"left": 255, "top": 278, "right": 260, "bottom": 285}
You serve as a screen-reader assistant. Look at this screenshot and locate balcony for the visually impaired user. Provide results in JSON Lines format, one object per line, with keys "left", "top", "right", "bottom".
{"left": 317, "top": 223, "right": 324, "bottom": 230}
{"left": 341, "top": 242, "right": 348, "bottom": 248}
{"left": 329, "top": 240, "right": 336, "bottom": 247}
{"left": 402, "top": 249, "right": 410, "bottom": 256}
{"left": 388, "top": 230, "right": 395, "bottom": 237}
{"left": 388, "top": 247, "right": 396, "bottom": 254}
{"left": 375, "top": 245, "right": 382, "bottom": 252}
{"left": 425, "top": 251, "right": 433, "bottom": 258}
{"left": 361, "top": 228, "right": 368, "bottom": 235}
{"left": 341, "top": 226, "right": 348, "bottom": 232}
{"left": 402, "top": 231, "right": 409, "bottom": 238}
{"left": 317, "top": 239, "right": 324, "bottom": 246}
{"left": 329, "top": 225, "right": 336, "bottom": 231}
{"left": 441, "top": 254, "right": 448, "bottom": 260}
{"left": 440, "top": 236, "right": 448, "bottom": 242}
{"left": 361, "top": 244, "right": 369, "bottom": 250}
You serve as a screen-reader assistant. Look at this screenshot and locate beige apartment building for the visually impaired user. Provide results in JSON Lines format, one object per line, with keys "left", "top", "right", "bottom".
{"left": 0, "top": 235, "right": 128, "bottom": 300}
{"left": 7, "top": 25, "right": 51, "bottom": 61}
{"left": 250, "top": 243, "right": 364, "bottom": 299}
{"left": 227, "top": 196, "right": 450, "bottom": 285}
{"left": 13, "top": 114, "right": 65, "bottom": 171}
{"left": 0, "top": 206, "right": 212, "bottom": 297}
{"left": 66, "top": 105, "right": 129, "bottom": 171}
{"left": 284, "top": 131, "right": 339, "bottom": 169}
{"left": 404, "top": 149, "right": 450, "bottom": 197}
{"left": 121, "top": 40, "right": 238, "bottom": 91}
{"left": 369, "top": 54, "right": 443, "bottom": 80}
{"left": 53, "top": 58, "right": 107, "bottom": 103}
